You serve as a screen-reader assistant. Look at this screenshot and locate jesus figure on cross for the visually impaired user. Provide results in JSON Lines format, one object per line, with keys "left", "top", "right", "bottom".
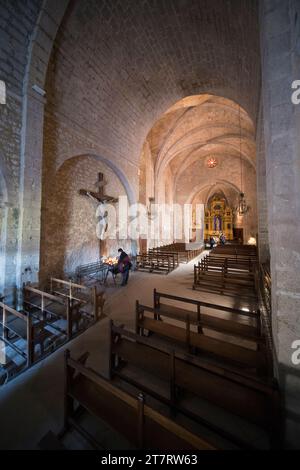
{"left": 79, "top": 172, "right": 118, "bottom": 254}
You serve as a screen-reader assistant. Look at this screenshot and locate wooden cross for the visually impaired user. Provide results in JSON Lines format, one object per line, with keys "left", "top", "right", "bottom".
{"left": 79, "top": 172, "right": 118, "bottom": 204}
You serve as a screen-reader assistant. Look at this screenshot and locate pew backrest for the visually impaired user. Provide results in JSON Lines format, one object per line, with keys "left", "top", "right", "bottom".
{"left": 65, "top": 349, "right": 216, "bottom": 450}
{"left": 110, "top": 324, "right": 280, "bottom": 437}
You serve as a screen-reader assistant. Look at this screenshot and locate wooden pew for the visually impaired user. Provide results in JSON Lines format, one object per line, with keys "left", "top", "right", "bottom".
{"left": 148, "top": 250, "right": 180, "bottom": 267}
{"left": 152, "top": 290, "right": 263, "bottom": 343}
{"left": 201, "top": 254, "right": 256, "bottom": 273}
{"left": 61, "top": 349, "right": 216, "bottom": 450}
{"left": 193, "top": 262, "right": 257, "bottom": 300}
{"left": 109, "top": 324, "right": 281, "bottom": 449}
{"left": 151, "top": 244, "right": 203, "bottom": 264}
{"left": 50, "top": 278, "right": 105, "bottom": 322}
{"left": 198, "top": 257, "right": 256, "bottom": 278}
{"left": 0, "top": 301, "right": 54, "bottom": 368}
{"left": 136, "top": 302, "right": 268, "bottom": 376}
{"left": 136, "top": 253, "right": 177, "bottom": 274}
{"left": 196, "top": 259, "right": 256, "bottom": 286}
{"left": 211, "top": 246, "right": 258, "bottom": 260}
{"left": 23, "top": 285, "right": 80, "bottom": 341}
{"left": 151, "top": 246, "right": 189, "bottom": 264}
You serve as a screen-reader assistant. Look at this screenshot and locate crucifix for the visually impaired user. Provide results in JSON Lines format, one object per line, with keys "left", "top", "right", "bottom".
{"left": 79, "top": 172, "right": 118, "bottom": 204}
{"left": 79, "top": 173, "right": 118, "bottom": 258}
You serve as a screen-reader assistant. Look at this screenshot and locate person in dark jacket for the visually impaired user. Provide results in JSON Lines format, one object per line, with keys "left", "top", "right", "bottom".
{"left": 117, "top": 248, "right": 132, "bottom": 286}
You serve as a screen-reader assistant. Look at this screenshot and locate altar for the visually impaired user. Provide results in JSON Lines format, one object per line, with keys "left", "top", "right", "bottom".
{"left": 204, "top": 195, "right": 233, "bottom": 241}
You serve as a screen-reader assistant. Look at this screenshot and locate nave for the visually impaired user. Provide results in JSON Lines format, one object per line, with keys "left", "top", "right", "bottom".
{"left": 0, "top": 249, "right": 277, "bottom": 451}
{"left": 1, "top": 0, "right": 299, "bottom": 452}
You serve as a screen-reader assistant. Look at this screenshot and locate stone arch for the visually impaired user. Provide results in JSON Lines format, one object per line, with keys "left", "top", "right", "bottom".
{"left": 56, "top": 153, "right": 136, "bottom": 206}
{"left": 204, "top": 181, "right": 241, "bottom": 206}
{"left": 40, "top": 152, "right": 137, "bottom": 280}
{"left": 186, "top": 180, "right": 241, "bottom": 205}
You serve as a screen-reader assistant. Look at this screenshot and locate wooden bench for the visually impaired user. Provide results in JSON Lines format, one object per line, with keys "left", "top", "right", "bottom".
{"left": 211, "top": 246, "right": 258, "bottom": 259}
{"left": 148, "top": 250, "right": 180, "bottom": 267}
{"left": 198, "top": 256, "right": 256, "bottom": 276}
{"left": 109, "top": 324, "right": 281, "bottom": 449}
{"left": 50, "top": 278, "right": 105, "bottom": 322}
{"left": 201, "top": 255, "right": 256, "bottom": 273}
{"left": 151, "top": 244, "right": 203, "bottom": 264}
{"left": 61, "top": 349, "right": 216, "bottom": 450}
{"left": 152, "top": 290, "right": 263, "bottom": 343}
{"left": 151, "top": 247, "right": 190, "bottom": 264}
{"left": 193, "top": 261, "right": 257, "bottom": 300}
{"left": 136, "top": 253, "right": 177, "bottom": 274}
{"left": 0, "top": 301, "right": 55, "bottom": 368}
{"left": 23, "top": 285, "right": 81, "bottom": 341}
{"left": 196, "top": 260, "right": 256, "bottom": 284}
{"left": 136, "top": 302, "right": 268, "bottom": 376}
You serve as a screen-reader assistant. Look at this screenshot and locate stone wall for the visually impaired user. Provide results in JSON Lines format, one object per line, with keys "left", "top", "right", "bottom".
{"left": 260, "top": 0, "right": 300, "bottom": 448}
{"left": 0, "top": 0, "right": 43, "bottom": 300}
{"left": 40, "top": 155, "right": 127, "bottom": 280}
{"left": 0, "top": 0, "right": 261, "bottom": 297}
{"left": 41, "top": 0, "right": 260, "bottom": 273}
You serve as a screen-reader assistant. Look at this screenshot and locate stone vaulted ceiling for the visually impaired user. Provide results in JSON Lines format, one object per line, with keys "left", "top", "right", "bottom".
{"left": 145, "top": 94, "right": 256, "bottom": 203}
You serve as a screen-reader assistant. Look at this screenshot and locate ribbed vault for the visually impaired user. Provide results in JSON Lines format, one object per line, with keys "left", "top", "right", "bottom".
{"left": 140, "top": 94, "right": 257, "bottom": 242}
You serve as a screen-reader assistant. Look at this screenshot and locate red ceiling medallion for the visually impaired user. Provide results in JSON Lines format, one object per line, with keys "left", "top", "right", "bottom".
{"left": 207, "top": 157, "right": 217, "bottom": 168}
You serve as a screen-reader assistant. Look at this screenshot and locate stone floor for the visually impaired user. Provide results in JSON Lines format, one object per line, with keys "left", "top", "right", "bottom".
{"left": 0, "top": 252, "right": 264, "bottom": 450}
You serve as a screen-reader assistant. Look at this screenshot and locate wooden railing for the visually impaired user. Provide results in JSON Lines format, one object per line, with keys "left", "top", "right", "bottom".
{"left": 257, "top": 263, "right": 274, "bottom": 374}
{"left": 23, "top": 285, "right": 74, "bottom": 340}
{"left": 50, "top": 278, "right": 105, "bottom": 321}
{"left": 1, "top": 301, "right": 40, "bottom": 368}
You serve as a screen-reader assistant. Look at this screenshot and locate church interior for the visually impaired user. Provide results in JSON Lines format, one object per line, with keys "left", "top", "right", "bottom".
{"left": 0, "top": 0, "right": 300, "bottom": 452}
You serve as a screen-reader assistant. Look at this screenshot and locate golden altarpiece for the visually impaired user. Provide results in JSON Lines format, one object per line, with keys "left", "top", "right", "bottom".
{"left": 204, "top": 195, "right": 233, "bottom": 240}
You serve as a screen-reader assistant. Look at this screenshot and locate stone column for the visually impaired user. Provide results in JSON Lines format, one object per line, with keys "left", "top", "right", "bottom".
{"left": 16, "top": 90, "right": 46, "bottom": 291}
{"left": 256, "top": 101, "right": 270, "bottom": 263}
{"left": 15, "top": 0, "right": 70, "bottom": 297}
{"left": 260, "top": 0, "right": 300, "bottom": 448}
